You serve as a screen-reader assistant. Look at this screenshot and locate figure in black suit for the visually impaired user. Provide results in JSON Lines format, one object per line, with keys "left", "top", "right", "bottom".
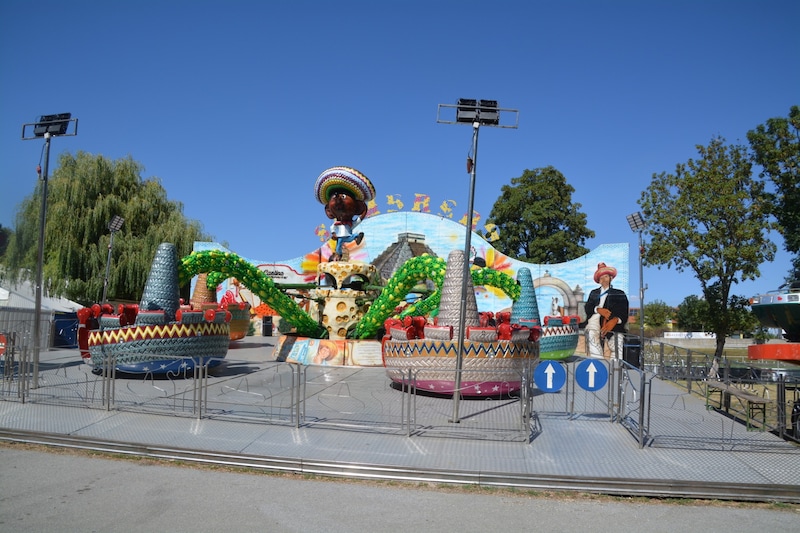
{"left": 584, "top": 262, "right": 629, "bottom": 358}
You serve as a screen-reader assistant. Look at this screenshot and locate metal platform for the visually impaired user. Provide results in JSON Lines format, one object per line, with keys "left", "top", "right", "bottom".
{"left": 1, "top": 337, "right": 799, "bottom": 503}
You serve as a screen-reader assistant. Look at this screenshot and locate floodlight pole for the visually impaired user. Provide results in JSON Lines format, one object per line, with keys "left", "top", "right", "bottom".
{"left": 451, "top": 122, "right": 481, "bottom": 421}
{"left": 437, "top": 100, "right": 518, "bottom": 423}
{"left": 21, "top": 114, "right": 76, "bottom": 388}
{"left": 102, "top": 232, "right": 114, "bottom": 303}
{"left": 102, "top": 216, "right": 124, "bottom": 304}
{"left": 637, "top": 226, "right": 646, "bottom": 444}
{"left": 626, "top": 212, "right": 646, "bottom": 366}
{"left": 627, "top": 211, "right": 647, "bottom": 446}
{"left": 636, "top": 227, "right": 645, "bottom": 360}
{"left": 30, "top": 133, "right": 53, "bottom": 387}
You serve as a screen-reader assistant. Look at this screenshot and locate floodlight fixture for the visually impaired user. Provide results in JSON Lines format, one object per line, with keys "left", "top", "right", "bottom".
{"left": 21, "top": 113, "right": 78, "bottom": 140}
{"left": 108, "top": 215, "right": 125, "bottom": 233}
{"left": 456, "top": 99, "right": 478, "bottom": 123}
{"left": 627, "top": 211, "right": 645, "bottom": 232}
{"left": 438, "top": 100, "right": 519, "bottom": 129}
{"left": 477, "top": 100, "right": 499, "bottom": 125}
{"left": 454, "top": 98, "right": 500, "bottom": 126}
{"left": 33, "top": 113, "right": 72, "bottom": 137}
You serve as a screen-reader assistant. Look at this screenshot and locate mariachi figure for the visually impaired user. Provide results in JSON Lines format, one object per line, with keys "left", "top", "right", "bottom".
{"left": 583, "top": 262, "right": 629, "bottom": 359}
{"left": 314, "top": 166, "right": 376, "bottom": 261}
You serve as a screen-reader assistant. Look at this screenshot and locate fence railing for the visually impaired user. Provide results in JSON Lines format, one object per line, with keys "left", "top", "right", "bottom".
{"left": 2, "top": 330, "right": 798, "bottom": 449}
{"left": 0, "top": 346, "right": 536, "bottom": 442}
{"left": 638, "top": 336, "right": 800, "bottom": 446}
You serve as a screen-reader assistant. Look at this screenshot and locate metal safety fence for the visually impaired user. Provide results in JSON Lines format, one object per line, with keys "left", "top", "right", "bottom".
{"left": 0, "top": 342, "right": 536, "bottom": 443}
{"left": 634, "top": 337, "right": 800, "bottom": 451}
{"left": 1, "top": 330, "right": 798, "bottom": 451}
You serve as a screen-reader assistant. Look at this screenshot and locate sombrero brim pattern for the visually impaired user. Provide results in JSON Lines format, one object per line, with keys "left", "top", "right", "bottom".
{"left": 314, "top": 166, "right": 376, "bottom": 204}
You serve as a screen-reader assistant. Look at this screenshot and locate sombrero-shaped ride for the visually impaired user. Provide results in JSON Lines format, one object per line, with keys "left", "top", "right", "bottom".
{"left": 79, "top": 243, "right": 231, "bottom": 375}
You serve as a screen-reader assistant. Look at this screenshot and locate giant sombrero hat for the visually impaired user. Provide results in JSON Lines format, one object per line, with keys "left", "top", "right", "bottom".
{"left": 314, "top": 166, "right": 376, "bottom": 204}
{"left": 593, "top": 262, "right": 618, "bottom": 283}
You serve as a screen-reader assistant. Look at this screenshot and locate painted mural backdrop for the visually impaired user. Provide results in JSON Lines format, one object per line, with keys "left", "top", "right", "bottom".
{"left": 194, "top": 204, "right": 628, "bottom": 322}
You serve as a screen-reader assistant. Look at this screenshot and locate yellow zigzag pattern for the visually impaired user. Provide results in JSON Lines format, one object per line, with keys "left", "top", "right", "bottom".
{"left": 88, "top": 323, "right": 229, "bottom": 346}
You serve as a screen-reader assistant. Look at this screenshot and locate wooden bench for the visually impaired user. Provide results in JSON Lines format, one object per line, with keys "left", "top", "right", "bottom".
{"left": 705, "top": 380, "right": 771, "bottom": 430}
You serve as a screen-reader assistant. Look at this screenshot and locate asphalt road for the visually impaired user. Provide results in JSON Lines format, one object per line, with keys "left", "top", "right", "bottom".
{"left": 1, "top": 444, "right": 797, "bottom": 533}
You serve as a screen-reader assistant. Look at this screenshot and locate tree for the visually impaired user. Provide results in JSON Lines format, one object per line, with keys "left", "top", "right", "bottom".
{"left": 486, "top": 167, "right": 595, "bottom": 263}
{"left": 674, "top": 290, "right": 758, "bottom": 339}
{"left": 3, "top": 151, "right": 211, "bottom": 305}
{"left": 747, "top": 105, "right": 800, "bottom": 277}
{"left": 727, "top": 295, "right": 760, "bottom": 337}
{"left": 703, "top": 283, "right": 760, "bottom": 339}
{"left": 675, "top": 295, "right": 708, "bottom": 331}
{"left": 0, "top": 224, "right": 10, "bottom": 259}
{"left": 638, "top": 137, "right": 777, "bottom": 357}
{"left": 643, "top": 300, "right": 674, "bottom": 330}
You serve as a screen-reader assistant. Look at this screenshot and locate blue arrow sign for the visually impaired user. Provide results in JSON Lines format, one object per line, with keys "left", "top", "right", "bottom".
{"left": 534, "top": 361, "right": 566, "bottom": 393}
{"left": 575, "top": 359, "right": 608, "bottom": 391}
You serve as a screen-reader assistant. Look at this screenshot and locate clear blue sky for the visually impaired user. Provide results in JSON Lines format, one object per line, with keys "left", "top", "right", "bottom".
{"left": 1, "top": 0, "right": 797, "bottom": 307}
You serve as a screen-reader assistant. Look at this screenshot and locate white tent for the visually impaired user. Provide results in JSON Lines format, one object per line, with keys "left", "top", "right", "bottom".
{"left": 0, "top": 279, "right": 83, "bottom": 349}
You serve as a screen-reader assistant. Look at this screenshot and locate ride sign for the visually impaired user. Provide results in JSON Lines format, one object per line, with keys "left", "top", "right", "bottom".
{"left": 533, "top": 361, "right": 567, "bottom": 393}
{"left": 575, "top": 359, "right": 608, "bottom": 391}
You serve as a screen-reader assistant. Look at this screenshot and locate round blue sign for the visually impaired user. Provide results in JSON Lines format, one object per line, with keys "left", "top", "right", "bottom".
{"left": 534, "top": 361, "right": 567, "bottom": 393}
{"left": 574, "top": 359, "right": 609, "bottom": 391}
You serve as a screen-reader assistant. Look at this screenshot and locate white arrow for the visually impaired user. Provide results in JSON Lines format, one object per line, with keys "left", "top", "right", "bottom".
{"left": 544, "top": 362, "right": 556, "bottom": 389}
{"left": 586, "top": 361, "right": 597, "bottom": 388}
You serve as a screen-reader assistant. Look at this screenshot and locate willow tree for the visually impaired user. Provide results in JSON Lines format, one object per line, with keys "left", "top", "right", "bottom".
{"left": 486, "top": 166, "right": 594, "bottom": 263}
{"left": 0, "top": 224, "right": 11, "bottom": 259}
{"left": 3, "top": 151, "right": 211, "bottom": 304}
{"left": 639, "top": 137, "right": 776, "bottom": 357}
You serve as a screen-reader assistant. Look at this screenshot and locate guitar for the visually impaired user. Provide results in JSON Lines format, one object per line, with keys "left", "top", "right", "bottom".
{"left": 597, "top": 308, "right": 619, "bottom": 336}
{"left": 600, "top": 316, "right": 619, "bottom": 335}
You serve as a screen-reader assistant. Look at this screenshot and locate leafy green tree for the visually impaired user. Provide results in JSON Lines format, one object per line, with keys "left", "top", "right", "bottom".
{"left": 674, "top": 290, "right": 757, "bottom": 338}
{"left": 3, "top": 151, "right": 211, "bottom": 304}
{"left": 675, "top": 295, "right": 708, "bottom": 331}
{"left": 486, "top": 167, "right": 595, "bottom": 263}
{"left": 639, "top": 137, "right": 776, "bottom": 357}
{"left": 728, "top": 295, "right": 760, "bottom": 337}
{"left": 747, "top": 105, "right": 800, "bottom": 277}
{"left": 703, "top": 283, "right": 760, "bottom": 339}
{"left": 643, "top": 300, "right": 674, "bottom": 330}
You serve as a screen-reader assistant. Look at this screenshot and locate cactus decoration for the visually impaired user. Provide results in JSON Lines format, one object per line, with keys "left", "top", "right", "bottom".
{"left": 180, "top": 250, "right": 520, "bottom": 340}
{"left": 179, "top": 249, "right": 326, "bottom": 338}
